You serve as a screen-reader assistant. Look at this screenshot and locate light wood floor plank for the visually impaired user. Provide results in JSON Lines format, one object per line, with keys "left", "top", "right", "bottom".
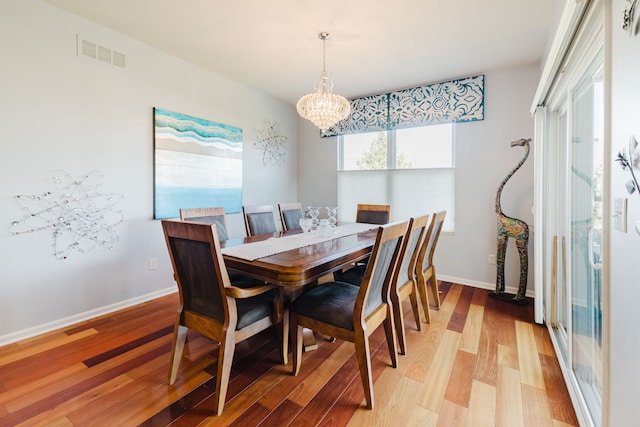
{"left": 460, "top": 304, "right": 484, "bottom": 354}
{"left": 407, "top": 405, "right": 438, "bottom": 427}
{"left": 497, "top": 343, "right": 519, "bottom": 370}
{"left": 404, "top": 324, "right": 444, "bottom": 383}
{"left": 467, "top": 380, "right": 496, "bottom": 427}
{"left": 496, "top": 366, "right": 524, "bottom": 427}
{"left": 418, "top": 329, "right": 461, "bottom": 413}
{"left": 515, "top": 321, "right": 545, "bottom": 389}
{"left": 522, "top": 383, "right": 554, "bottom": 427}
{"left": 436, "top": 399, "right": 468, "bottom": 427}
{"left": 361, "top": 376, "right": 422, "bottom": 427}
{"left": 553, "top": 420, "right": 578, "bottom": 427}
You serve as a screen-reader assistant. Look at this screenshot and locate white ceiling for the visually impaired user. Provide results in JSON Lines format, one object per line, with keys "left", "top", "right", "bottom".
{"left": 43, "top": 0, "right": 561, "bottom": 105}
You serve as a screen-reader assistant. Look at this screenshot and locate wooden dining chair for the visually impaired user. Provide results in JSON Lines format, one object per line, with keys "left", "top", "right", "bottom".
{"left": 351, "top": 204, "right": 391, "bottom": 267}
{"left": 243, "top": 204, "right": 278, "bottom": 236}
{"left": 161, "top": 219, "right": 288, "bottom": 416}
{"left": 278, "top": 202, "right": 304, "bottom": 231}
{"left": 330, "top": 216, "right": 429, "bottom": 355}
{"left": 179, "top": 207, "right": 229, "bottom": 241}
{"left": 415, "top": 211, "right": 447, "bottom": 323}
{"left": 289, "top": 221, "right": 408, "bottom": 409}
{"left": 356, "top": 203, "right": 391, "bottom": 225}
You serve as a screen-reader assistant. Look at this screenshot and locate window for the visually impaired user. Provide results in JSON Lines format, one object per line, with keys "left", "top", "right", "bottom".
{"left": 338, "top": 123, "right": 455, "bottom": 232}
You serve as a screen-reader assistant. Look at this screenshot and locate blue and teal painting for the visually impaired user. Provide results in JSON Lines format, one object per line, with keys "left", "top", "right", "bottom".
{"left": 153, "top": 108, "right": 243, "bottom": 219}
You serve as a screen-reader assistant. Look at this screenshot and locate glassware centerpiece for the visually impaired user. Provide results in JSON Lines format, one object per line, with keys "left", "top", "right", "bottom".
{"left": 326, "top": 207, "right": 338, "bottom": 230}
{"left": 307, "top": 206, "right": 320, "bottom": 231}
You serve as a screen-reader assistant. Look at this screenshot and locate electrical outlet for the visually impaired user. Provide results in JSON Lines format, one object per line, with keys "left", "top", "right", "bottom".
{"left": 149, "top": 258, "right": 158, "bottom": 270}
{"left": 488, "top": 254, "right": 496, "bottom": 265}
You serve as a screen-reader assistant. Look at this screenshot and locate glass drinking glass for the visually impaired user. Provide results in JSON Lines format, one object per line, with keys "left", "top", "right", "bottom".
{"left": 299, "top": 217, "right": 312, "bottom": 233}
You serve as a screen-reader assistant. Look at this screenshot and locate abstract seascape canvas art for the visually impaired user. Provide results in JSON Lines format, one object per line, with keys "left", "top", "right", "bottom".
{"left": 153, "top": 108, "right": 243, "bottom": 219}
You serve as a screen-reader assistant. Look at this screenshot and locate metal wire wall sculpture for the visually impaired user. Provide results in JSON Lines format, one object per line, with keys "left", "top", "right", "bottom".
{"left": 9, "top": 170, "right": 125, "bottom": 259}
{"left": 253, "top": 119, "right": 287, "bottom": 167}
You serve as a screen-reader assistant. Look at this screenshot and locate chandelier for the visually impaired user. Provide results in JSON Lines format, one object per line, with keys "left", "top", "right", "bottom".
{"left": 296, "top": 32, "right": 351, "bottom": 131}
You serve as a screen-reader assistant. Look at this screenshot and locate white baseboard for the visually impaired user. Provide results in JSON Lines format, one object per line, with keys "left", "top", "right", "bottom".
{"left": 438, "top": 274, "right": 536, "bottom": 298}
{"left": 0, "top": 287, "right": 177, "bottom": 346}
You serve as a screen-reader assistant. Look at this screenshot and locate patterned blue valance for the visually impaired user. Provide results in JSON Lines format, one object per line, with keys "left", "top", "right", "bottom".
{"left": 321, "top": 74, "right": 484, "bottom": 137}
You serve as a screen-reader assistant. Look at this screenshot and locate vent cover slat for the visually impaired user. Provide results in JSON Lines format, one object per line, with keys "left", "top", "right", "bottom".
{"left": 77, "top": 35, "right": 126, "bottom": 71}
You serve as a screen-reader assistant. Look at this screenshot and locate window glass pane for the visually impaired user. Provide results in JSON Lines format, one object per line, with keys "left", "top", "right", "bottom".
{"left": 342, "top": 132, "right": 388, "bottom": 170}
{"left": 395, "top": 124, "right": 453, "bottom": 169}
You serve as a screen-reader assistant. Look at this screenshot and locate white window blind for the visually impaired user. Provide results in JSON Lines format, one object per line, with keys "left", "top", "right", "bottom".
{"left": 337, "top": 168, "right": 455, "bottom": 232}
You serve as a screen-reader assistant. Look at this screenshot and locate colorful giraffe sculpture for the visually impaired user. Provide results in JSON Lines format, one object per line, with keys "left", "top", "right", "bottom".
{"left": 492, "top": 138, "right": 531, "bottom": 304}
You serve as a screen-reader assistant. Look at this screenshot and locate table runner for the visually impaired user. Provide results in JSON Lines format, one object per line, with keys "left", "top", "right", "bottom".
{"left": 221, "top": 223, "right": 377, "bottom": 261}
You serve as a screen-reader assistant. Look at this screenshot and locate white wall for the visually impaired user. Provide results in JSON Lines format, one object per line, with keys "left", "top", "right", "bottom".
{"left": 608, "top": 0, "right": 640, "bottom": 423}
{"left": 298, "top": 64, "right": 538, "bottom": 292}
{"left": 0, "top": 0, "right": 298, "bottom": 342}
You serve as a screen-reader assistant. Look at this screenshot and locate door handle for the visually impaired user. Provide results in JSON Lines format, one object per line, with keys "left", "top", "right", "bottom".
{"left": 588, "top": 226, "right": 603, "bottom": 270}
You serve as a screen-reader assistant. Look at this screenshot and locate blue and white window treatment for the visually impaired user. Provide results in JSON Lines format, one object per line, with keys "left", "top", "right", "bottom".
{"left": 321, "top": 74, "right": 484, "bottom": 137}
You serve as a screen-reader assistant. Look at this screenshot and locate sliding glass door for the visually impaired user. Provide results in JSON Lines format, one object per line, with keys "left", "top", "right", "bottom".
{"left": 540, "top": 2, "right": 605, "bottom": 425}
{"left": 568, "top": 52, "right": 604, "bottom": 424}
{"left": 545, "top": 17, "right": 604, "bottom": 427}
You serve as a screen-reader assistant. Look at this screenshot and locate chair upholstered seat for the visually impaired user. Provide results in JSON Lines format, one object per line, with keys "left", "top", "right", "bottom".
{"left": 334, "top": 263, "right": 414, "bottom": 295}
{"left": 289, "top": 281, "right": 360, "bottom": 331}
{"left": 333, "top": 264, "right": 367, "bottom": 285}
{"left": 235, "top": 289, "right": 278, "bottom": 330}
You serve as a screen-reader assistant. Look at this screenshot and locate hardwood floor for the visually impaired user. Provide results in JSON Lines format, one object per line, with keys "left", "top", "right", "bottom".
{"left": 0, "top": 282, "right": 578, "bottom": 426}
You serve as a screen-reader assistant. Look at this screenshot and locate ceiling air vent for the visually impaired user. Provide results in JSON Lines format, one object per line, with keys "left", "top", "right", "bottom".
{"left": 77, "top": 35, "right": 126, "bottom": 70}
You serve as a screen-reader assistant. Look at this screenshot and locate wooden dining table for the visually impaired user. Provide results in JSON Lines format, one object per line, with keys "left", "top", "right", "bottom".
{"left": 221, "top": 226, "right": 379, "bottom": 351}
{"left": 221, "top": 227, "right": 378, "bottom": 287}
